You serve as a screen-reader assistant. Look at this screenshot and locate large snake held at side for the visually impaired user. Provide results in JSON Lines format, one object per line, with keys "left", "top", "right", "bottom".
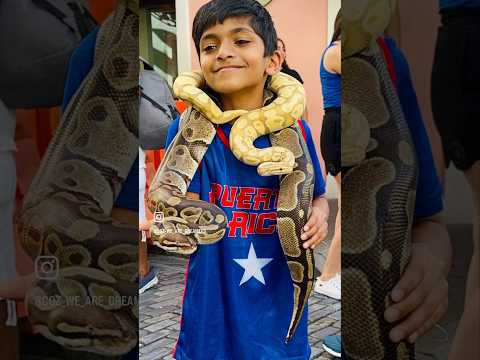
{"left": 17, "top": 3, "right": 138, "bottom": 356}
{"left": 342, "top": 4, "right": 418, "bottom": 358}
{"left": 147, "top": 71, "right": 314, "bottom": 342}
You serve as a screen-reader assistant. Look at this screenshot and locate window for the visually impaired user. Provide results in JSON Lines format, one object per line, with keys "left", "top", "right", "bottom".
{"left": 140, "top": 1, "right": 177, "bottom": 86}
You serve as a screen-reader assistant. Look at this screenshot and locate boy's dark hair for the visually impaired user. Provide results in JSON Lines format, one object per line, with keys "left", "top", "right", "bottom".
{"left": 192, "top": 0, "right": 278, "bottom": 57}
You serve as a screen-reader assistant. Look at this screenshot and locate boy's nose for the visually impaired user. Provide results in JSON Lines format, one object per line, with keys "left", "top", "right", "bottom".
{"left": 216, "top": 42, "right": 235, "bottom": 60}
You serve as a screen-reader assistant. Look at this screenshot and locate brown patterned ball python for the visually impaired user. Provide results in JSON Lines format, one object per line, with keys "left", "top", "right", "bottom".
{"left": 147, "top": 71, "right": 313, "bottom": 342}
{"left": 17, "top": 2, "right": 138, "bottom": 356}
{"left": 342, "top": 16, "right": 418, "bottom": 360}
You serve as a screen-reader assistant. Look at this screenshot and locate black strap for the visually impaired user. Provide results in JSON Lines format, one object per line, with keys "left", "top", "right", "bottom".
{"left": 140, "top": 90, "right": 179, "bottom": 119}
{"left": 32, "top": 0, "right": 75, "bottom": 33}
{"left": 32, "top": 0, "right": 97, "bottom": 38}
{"left": 67, "top": 2, "right": 97, "bottom": 38}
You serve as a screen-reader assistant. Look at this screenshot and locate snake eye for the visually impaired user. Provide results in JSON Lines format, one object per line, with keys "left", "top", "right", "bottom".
{"left": 185, "top": 128, "right": 193, "bottom": 138}
{"left": 176, "top": 148, "right": 185, "bottom": 156}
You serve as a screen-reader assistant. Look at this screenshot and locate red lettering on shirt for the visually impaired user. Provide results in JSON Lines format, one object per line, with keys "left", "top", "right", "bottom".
{"left": 237, "top": 187, "right": 255, "bottom": 210}
{"left": 221, "top": 185, "right": 238, "bottom": 208}
{"left": 255, "top": 212, "right": 277, "bottom": 234}
{"left": 228, "top": 211, "right": 249, "bottom": 238}
{"left": 209, "top": 183, "right": 223, "bottom": 204}
{"left": 252, "top": 188, "right": 272, "bottom": 210}
{"left": 247, "top": 213, "right": 258, "bottom": 235}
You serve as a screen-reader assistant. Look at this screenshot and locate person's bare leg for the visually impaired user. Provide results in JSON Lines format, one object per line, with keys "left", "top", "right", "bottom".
{"left": 449, "top": 162, "right": 479, "bottom": 359}
{"left": 320, "top": 173, "right": 341, "bottom": 281}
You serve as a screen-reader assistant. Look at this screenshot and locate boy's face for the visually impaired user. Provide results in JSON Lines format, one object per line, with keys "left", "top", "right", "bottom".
{"left": 198, "top": 16, "right": 279, "bottom": 97}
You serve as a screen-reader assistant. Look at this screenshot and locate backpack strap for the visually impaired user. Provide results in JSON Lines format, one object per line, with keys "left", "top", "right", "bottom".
{"left": 32, "top": 0, "right": 97, "bottom": 38}
{"left": 140, "top": 90, "right": 179, "bottom": 119}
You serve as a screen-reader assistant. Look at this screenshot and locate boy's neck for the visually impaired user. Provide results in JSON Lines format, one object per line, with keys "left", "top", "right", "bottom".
{"left": 219, "top": 85, "right": 265, "bottom": 113}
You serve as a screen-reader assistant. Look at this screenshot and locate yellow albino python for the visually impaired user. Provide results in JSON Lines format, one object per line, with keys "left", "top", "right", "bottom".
{"left": 148, "top": 70, "right": 313, "bottom": 341}
{"left": 17, "top": 3, "right": 138, "bottom": 356}
{"left": 172, "top": 71, "right": 306, "bottom": 176}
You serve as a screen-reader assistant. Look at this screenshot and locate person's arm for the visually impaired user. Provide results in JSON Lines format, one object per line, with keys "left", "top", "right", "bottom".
{"left": 0, "top": 274, "right": 35, "bottom": 300}
{"left": 298, "top": 120, "right": 329, "bottom": 248}
{"left": 385, "top": 212, "right": 451, "bottom": 343}
{"left": 141, "top": 115, "right": 201, "bottom": 234}
{"left": 412, "top": 214, "right": 452, "bottom": 276}
{"left": 301, "top": 195, "right": 329, "bottom": 249}
{"left": 324, "top": 43, "right": 341, "bottom": 75}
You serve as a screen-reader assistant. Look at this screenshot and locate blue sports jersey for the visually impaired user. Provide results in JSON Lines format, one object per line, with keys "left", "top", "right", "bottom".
{"left": 320, "top": 43, "right": 341, "bottom": 109}
{"left": 62, "top": 27, "right": 138, "bottom": 212}
{"left": 384, "top": 37, "right": 444, "bottom": 218}
{"left": 165, "top": 117, "right": 325, "bottom": 360}
{"left": 439, "top": 0, "right": 480, "bottom": 9}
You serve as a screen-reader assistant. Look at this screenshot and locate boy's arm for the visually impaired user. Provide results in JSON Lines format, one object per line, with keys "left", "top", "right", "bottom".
{"left": 385, "top": 212, "right": 452, "bottom": 343}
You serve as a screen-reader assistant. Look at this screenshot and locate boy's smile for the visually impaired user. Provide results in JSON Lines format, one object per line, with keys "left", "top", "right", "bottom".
{"left": 199, "top": 16, "right": 280, "bottom": 111}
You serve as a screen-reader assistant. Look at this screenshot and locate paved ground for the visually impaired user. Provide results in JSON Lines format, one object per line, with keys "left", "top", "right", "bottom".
{"left": 139, "top": 199, "right": 341, "bottom": 360}
{"left": 15, "top": 204, "right": 472, "bottom": 360}
{"left": 138, "top": 215, "right": 474, "bottom": 360}
{"left": 139, "top": 253, "right": 340, "bottom": 360}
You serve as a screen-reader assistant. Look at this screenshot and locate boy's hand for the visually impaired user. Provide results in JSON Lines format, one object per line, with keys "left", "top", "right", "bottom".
{"left": 384, "top": 242, "right": 449, "bottom": 343}
{"left": 301, "top": 206, "right": 329, "bottom": 249}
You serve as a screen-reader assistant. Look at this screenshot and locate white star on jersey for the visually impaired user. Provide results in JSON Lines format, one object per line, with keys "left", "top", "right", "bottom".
{"left": 233, "top": 243, "right": 273, "bottom": 286}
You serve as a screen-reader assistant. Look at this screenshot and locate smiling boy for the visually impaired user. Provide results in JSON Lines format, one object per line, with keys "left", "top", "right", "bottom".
{"left": 161, "top": 1, "right": 329, "bottom": 359}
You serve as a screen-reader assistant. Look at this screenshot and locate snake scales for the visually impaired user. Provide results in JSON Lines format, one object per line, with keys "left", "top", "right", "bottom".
{"left": 342, "top": 38, "right": 418, "bottom": 360}
{"left": 147, "top": 71, "right": 314, "bottom": 342}
{"left": 18, "top": 2, "right": 138, "bottom": 356}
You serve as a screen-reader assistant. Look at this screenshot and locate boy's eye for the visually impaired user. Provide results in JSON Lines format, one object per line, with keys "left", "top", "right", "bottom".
{"left": 203, "top": 45, "right": 217, "bottom": 52}
{"left": 235, "top": 39, "right": 250, "bottom": 45}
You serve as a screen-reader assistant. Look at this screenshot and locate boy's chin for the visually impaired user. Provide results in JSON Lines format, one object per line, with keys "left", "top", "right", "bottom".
{"left": 205, "top": 76, "right": 246, "bottom": 94}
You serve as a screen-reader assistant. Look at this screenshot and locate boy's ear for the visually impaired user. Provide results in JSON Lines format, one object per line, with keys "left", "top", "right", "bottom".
{"left": 265, "top": 50, "right": 283, "bottom": 76}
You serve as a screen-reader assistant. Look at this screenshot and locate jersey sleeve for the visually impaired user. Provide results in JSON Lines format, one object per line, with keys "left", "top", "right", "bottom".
{"left": 300, "top": 120, "right": 326, "bottom": 198}
{"left": 164, "top": 116, "right": 201, "bottom": 194}
{"left": 387, "top": 38, "right": 444, "bottom": 218}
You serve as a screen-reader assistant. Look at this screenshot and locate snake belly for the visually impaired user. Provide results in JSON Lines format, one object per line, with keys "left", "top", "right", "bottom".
{"left": 342, "top": 43, "right": 418, "bottom": 359}
{"left": 17, "top": 3, "right": 139, "bottom": 356}
{"left": 147, "top": 107, "right": 228, "bottom": 254}
{"left": 271, "top": 125, "right": 315, "bottom": 343}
